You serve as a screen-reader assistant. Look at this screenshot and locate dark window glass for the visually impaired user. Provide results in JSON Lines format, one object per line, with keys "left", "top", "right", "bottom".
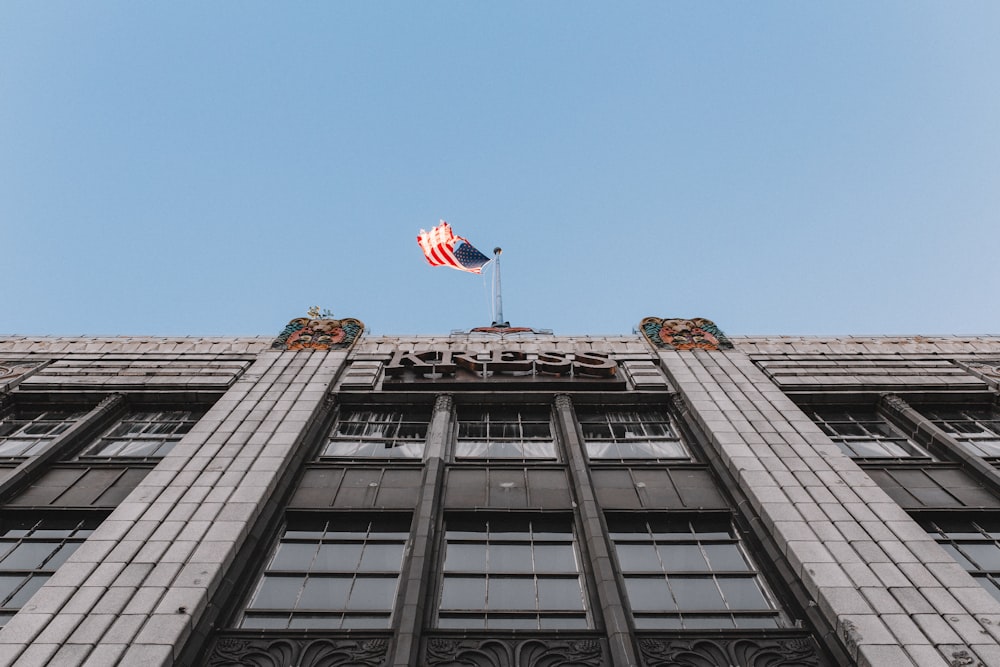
{"left": 437, "top": 516, "right": 589, "bottom": 629}
{"left": 612, "top": 516, "right": 782, "bottom": 629}
{"left": 808, "top": 410, "right": 929, "bottom": 459}
{"left": 240, "top": 516, "right": 409, "bottom": 630}
{"left": 455, "top": 409, "right": 556, "bottom": 460}
{"left": 923, "top": 517, "right": 1000, "bottom": 602}
{"left": 578, "top": 408, "right": 689, "bottom": 461}
{"left": 0, "top": 517, "right": 99, "bottom": 626}
{"left": 321, "top": 409, "right": 429, "bottom": 459}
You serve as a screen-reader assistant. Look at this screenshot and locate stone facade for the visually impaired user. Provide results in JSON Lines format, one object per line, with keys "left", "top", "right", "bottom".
{"left": 0, "top": 328, "right": 998, "bottom": 666}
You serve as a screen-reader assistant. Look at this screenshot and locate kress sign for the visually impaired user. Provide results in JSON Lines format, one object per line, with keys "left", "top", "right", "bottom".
{"left": 383, "top": 349, "right": 618, "bottom": 383}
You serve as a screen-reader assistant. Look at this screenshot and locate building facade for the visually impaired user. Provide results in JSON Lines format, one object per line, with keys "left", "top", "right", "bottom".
{"left": 1, "top": 317, "right": 1000, "bottom": 666}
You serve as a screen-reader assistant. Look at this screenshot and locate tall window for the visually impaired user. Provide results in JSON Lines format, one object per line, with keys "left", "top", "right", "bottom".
{"left": 921, "top": 408, "right": 1000, "bottom": 458}
{"left": 0, "top": 409, "right": 88, "bottom": 458}
{"left": 808, "top": 409, "right": 930, "bottom": 459}
{"left": 321, "top": 409, "right": 428, "bottom": 459}
{"left": 456, "top": 408, "right": 556, "bottom": 459}
{"left": 611, "top": 514, "right": 781, "bottom": 630}
{"left": 437, "top": 516, "right": 589, "bottom": 629}
{"left": 0, "top": 516, "right": 100, "bottom": 626}
{"left": 922, "top": 517, "right": 1000, "bottom": 602}
{"left": 77, "top": 410, "right": 203, "bottom": 459}
{"left": 578, "top": 408, "right": 688, "bottom": 461}
{"left": 240, "top": 515, "right": 409, "bottom": 630}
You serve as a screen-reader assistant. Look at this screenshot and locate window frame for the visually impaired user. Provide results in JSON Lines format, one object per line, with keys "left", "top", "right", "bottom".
{"left": 454, "top": 407, "right": 558, "bottom": 461}
{"left": 319, "top": 406, "right": 431, "bottom": 461}
{"left": 576, "top": 406, "right": 691, "bottom": 463}
{"left": 238, "top": 513, "right": 412, "bottom": 631}
{"left": 435, "top": 513, "right": 591, "bottom": 630}
{"left": 608, "top": 512, "right": 784, "bottom": 631}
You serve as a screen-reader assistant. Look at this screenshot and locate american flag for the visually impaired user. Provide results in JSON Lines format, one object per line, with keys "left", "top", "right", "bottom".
{"left": 417, "top": 221, "right": 491, "bottom": 274}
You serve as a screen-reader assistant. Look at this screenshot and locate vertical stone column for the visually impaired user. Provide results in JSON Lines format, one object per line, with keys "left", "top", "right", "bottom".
{"left": 554, "top": 394, "right": 639, "bottom": 667}
{"left": 0, "top": 348, "right": 348, "bottom": 667}
{"left": 389, "top": 393, "right": 452, "bottom": 667}
{"left": 657, "top": 349, "right": 1000, "bottom": 667}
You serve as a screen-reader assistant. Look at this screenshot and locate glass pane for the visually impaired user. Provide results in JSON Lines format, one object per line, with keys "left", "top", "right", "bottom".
{"left": 489, "top": 544, "right": 533, "bottom": 573}
{"left": 313, "top": 543, "right": 363, "bottom": 571}
{"left": 703, "top": 544, "right": 750, "bottom": 571}
{"left": 538, "top": 615, "right": 589, "bottom": 629}
{"left": 625, "top": 577, "right": 674, "bottom": 612}
{"left": 616, "top": 544, "right": 661, "bottom": 571}
{"left": 734, "top": 615, "right": 781, "bottom": 629}
{"left": 441, "top": 577, "right": 486, "bottom": 610}
{"left": 288, "top": 614, "right": 342, "bottom": 629}
{"left": 249, "top": 575, "right": 304, "bottom": 609}
{"left": 438, "top": 615, "right": 485, "bottom": 629}
{"left": 487, "top": 577, "right": 536, "bottom": 611}
{"left": 6, "top": 574, "right": 48, "bottom": 607}
{"left": 683, "top": 614, "right": 735, "bottom": 629}
{"left": 341, "top": 615, "right": 391, "bottom": 629}
{"left": 445, "top": 544, "right": 487, "bottom": 572}
{"left": 270, "top": 542, "right": 319, "bottom": 570}
{"left": 537, "top": 577, "right": 584, "bottom": 610}
{"left": 0, "top": 543, "right": 58, "bottom": 569}
{"left": 669, "top": 577, "right": 725, "bottom": 610}
{"left": 358, "top": 543, "right": 405, "bottom": 572}
{"left": 346, "top": 577, "right": 398, "bottom": 611}
{"left": 0, "top": 575, "right": 23, "bottom": 603}
{"left": 718, "top": 578, "right": 771, "bottom": 610}
{"left": 532, "top": 544, "right": 577, "bottom": 573}
{"left": 487, "top": 615, "right": 538, "bottom": 629}
{"left": 959, "top": 544, "right": 1000, "bottom": 570}
{"left": 240, "top": 614, "right": 289, "bottom": 629}
{"left": 658, "top": 544, "right": 709, "bottom": 571}
{"left": 298, "top": 576, "right": 352, "bottom": 610}
{"left": 634, "top": 615, "right": 683, "bottom": 629}
{"left": 43, "top": 543, "right": 77, "bottom": 570}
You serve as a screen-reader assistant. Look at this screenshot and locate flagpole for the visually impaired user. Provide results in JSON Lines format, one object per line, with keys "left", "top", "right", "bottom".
{"left": 491, "top": 247, "right": 508, "bottom": 327}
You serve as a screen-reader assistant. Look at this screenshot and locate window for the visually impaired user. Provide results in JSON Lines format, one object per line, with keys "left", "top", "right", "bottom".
{"left": 437, "top": 516, "right": 589, "bottom": 629}
{"left": 808, "top": 409, "right": 930, "bottom": 459}
{"left": 456, "top": 408, "right": 556, "bottom": 460}
{"left": 0, "top": 409, "right": 88, "bottom": 458}
{"left": 610, "top": 515, "right": 781, "bottom": 630}
{"left": 321, "top": 409, "right": 428, "bottom": 459}
{"left": 0, "top": 516, "right": 100, "bottom": 626}
{"left": 77, "top": 410, "right": 203, "bottom": 459}
{"left": 240, "top": 515, "right": 409, "bottom": 630}
{"left": 922, "top": 517, "right": 1000, "bottom": 602}
{"left": 921, "top": 408, "right": 1000, "bottom": 458}
{"left": 578, "top": 408, "right": 688, "bottom": 461}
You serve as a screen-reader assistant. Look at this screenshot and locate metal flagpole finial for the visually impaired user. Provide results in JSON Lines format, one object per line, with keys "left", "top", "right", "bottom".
{"left": 491, "top": 247, "right": 508, "bottom": 328}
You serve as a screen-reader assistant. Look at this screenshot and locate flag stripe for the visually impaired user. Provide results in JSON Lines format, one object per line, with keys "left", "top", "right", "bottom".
{"left": 417, "top": 221, "right": 491, "bottom": 274}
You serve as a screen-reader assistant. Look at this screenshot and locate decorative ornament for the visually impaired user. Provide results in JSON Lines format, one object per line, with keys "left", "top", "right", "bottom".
{"left": 272, "top": 309, "right": 364, "bottom": 350}
{"left": 640, "top": 317, "right": 734, "bottom": 351}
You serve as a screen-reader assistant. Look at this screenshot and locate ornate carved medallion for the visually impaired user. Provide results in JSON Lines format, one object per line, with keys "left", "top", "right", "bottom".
{"left": 272, "top": 317, "right": 364, "bottom": 351}
{"left": 640, "top": 317, "right": 734, "bottom": 351}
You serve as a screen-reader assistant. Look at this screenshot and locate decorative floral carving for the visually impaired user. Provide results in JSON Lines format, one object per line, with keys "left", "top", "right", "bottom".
{"left": 638, "top": 636, "right": 820, "bottom": 667}
{"left": 272, "top": 316, "right": 364, "bottom": 351}
{"left": 423, "top": 636, "right": 606, "bottom": 666}
{"left": 207, "top": 636, "right": 388, "bottom": 667}
{"left": 640, "top": 317, "right": 734, "bottom": 351}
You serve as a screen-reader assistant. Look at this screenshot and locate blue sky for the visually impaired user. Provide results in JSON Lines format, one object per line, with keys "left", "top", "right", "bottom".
{"left": 3, "top": 3, "right": 999, "bottom": 337}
